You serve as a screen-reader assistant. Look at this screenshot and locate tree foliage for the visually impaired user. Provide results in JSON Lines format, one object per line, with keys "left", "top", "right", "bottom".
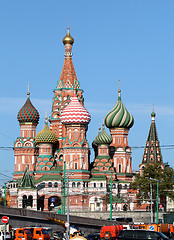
{"left": 131, "top": 163, "right": 174, "bottom": 205}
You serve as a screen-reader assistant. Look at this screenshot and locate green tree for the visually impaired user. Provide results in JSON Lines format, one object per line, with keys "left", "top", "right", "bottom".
{"left": 131, "top": 163, "right": 174, "bottom": 207}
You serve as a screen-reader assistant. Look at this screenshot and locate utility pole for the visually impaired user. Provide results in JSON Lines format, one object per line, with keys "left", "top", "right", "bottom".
{"left": 110, "top": 172, "right": 113, "bottom": 220}
{"left": 63, "top": 160, "right": 66, "bottom": 214}
{"left": 67, "top": 173, "right": 70, "bottom": 240}
{"left": 156, "top": 180, "right": 159, "bottom": 224}
{"left": 150, "top": 182, "right": 153, "bottom": 223}
{"left": 4, "top": 183, "right": 6, "bottom": 206}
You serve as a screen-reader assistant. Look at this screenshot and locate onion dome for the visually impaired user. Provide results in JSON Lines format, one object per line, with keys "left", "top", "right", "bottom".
{"left": 151, "top": 111, "right": 156, "bottom": 117}
{"left": 105, "top": 87, "right": 134, "bottom": 129}
{"left": 61, "top": 92, "right": 91, "bottom": 124}
{"left": 63, "top": 27, "right": 74, "bottom": 45}
{"left": 17, "top": 92, "right": 39, "bottom": 124}
{"left": 94, "top": 125, "right": 112, "bottom": 145}
{"left": 35, "top": 117, "right": 57, "bottom": 144}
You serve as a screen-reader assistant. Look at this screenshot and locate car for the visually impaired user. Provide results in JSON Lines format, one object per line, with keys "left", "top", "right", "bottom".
{"left": 86, "top": 233, "right": 100, "bottom": 240}
{"left": 117, "top": 229, "right": 169, "bottom": 240}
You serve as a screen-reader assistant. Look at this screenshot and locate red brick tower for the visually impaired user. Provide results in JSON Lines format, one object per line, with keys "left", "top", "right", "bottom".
{"left": 14, "top": 90, "right": 40, "bottom": 179}
{"left": 104, "top": 83, "right": 134, "bottom": 182}
{"left": 60, "top": 91, "right": 91, "bottom": 180}
{"left": 49, "top": 28, "right": 83, "bottom": 156}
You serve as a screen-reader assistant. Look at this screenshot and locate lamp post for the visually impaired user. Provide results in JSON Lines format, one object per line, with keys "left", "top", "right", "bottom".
{"left": 150, "top": 178, "right": 159, "bottom": 224}
{"left": 4, "top": 183, "right": 6, "bottom": 206}
{"left": 150, "top": 181, "right": 153, "bottom": 223}
{"left": 110, "top": 172, "right": 113, "bottom": 220}
{"left": 63, "top": 160, "right": 66, "bottom": 214}
{"left": 64, "top": 156, "right": 84, "bottom": 240}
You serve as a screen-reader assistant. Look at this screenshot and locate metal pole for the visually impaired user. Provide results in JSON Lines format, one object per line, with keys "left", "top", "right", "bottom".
{"left": 110, "top": 172, "right": 113, "bottom": 220}
{"left": 157, "top": 180, "right": 159, "bottom": 224}
{"left": 150, "top": 182, "right": 153, "bottom": 223}
{"left": 4, "top": 183, "right": 6, "bottom": 206}
{"left": 67, "top": 173, "right": 70, "bottom": 240}
{"left": 63, "top": 160, "right": 66, "bottom": 214}
{"left": 4, "top": 223, "right": 6, "bottom": 240}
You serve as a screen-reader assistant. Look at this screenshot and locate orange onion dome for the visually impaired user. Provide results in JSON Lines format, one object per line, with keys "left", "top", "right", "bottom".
{"left": 17, "top": 92, "right": 39, "bottom": 124}
{"left": 61, "top": 93, "right": 91, "bottom": 124}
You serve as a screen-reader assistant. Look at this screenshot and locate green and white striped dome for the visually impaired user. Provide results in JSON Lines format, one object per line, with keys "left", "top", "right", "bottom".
{"left": 104, "top": 89, "right": 134, "bottom": 129}
{"left": 94, "top": 125, "right": 112, "bottom": 145}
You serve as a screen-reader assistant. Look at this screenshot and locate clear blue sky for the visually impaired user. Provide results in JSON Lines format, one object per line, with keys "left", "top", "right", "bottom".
{"left": 0, "top": 0, "right": 174, "bottom": 185}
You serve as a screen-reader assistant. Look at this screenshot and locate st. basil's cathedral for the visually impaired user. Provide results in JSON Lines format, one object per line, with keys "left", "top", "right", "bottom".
{"left": 8, "top": 28, "right": 163, "bottom": 212}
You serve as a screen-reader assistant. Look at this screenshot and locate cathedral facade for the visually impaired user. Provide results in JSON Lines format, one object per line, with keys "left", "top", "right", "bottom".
{"left": 9, "top": 28, "right": 135, "bottom": 212}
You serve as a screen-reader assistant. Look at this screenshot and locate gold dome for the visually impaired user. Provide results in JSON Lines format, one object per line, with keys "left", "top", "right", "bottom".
{"left": 63, "top": 27, "right": 74, "bottom": 45}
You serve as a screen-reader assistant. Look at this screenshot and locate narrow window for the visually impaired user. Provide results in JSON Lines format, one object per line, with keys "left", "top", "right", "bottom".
{"left": 75, "top": 163, "right": 78, "bottom": 169}
{"left": 119, "top": 137, "right": 121, "bottom": 144}
{"left": 119, "top": 164, "right": 121, "bottom": 173}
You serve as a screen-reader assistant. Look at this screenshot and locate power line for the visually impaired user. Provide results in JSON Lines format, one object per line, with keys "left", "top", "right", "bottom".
{"left": 2, "top": 144, "right": 174, "bottom": 151}
{"left": 0, "top": 173, "right": 12, "bottom": 179}
{"left": 0, "top": 132, "right": 14, "bottom": 140}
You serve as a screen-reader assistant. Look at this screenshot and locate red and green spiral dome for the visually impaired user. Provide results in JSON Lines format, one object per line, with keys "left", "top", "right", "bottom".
{"left": 17, "top": 93, "right": 40, "bottom": 124}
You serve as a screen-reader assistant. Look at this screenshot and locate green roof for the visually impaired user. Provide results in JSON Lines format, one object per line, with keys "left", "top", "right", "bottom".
{"left": 35, "top": 174, "right": 62, "bottom": 184}
{"left": 19, "top": 166, "right": 36, "bottom": 189}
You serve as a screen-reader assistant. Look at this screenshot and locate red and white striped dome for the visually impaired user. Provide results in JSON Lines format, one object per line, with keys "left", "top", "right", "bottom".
{"left": 61, "top": 93, "right": 91, "bottom": 124}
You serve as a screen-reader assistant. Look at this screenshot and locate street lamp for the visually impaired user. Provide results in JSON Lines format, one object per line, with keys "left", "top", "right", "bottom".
{"left": 64, "top": 155, "right": 84, "bottom": 240}
{"left": 150, "top": 181, "right": 153, "bottom": 224}
{"left": 149, "top": 178, "right": 159, "bottom": 224}
{"left": 110, "top": 172, "right": 113, "bottom": 220}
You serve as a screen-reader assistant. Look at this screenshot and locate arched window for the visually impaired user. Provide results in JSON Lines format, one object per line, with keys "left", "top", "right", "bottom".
{"left": 113, "top": 184, "right": 116, "bottom": 189}
{"left": 77, "top": 182, "right": 81, "bottom": 188}
{"left": 48, "top": 182, "right": 52, "bottom": 188}
{"left": 94, "top": 183, "right": 96, "bottom": 188}
{"left": 124, "top": 184, "right": 127, "bottom": 189}
{"left": 72, "top": 182, "right": 76, "bottom": 188}
{"left": 37, "top": 183, "right": 45, "bottom": 190}
{"left": 100, "top": 183, "right": 103, "bottom": 188}
{"left": 22, "top": 195, "right": 27, "bottom": 208}
{"left": 54, "top": 182, "right": 58, "bottom": 188}
{"left": 28, "top": 195, "right": 33, "bottom": 207}
{"left": 75, "top": 129, "right": 77, "bottom": 140}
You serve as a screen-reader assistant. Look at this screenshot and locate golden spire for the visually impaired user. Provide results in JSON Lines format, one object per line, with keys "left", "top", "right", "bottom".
{"left": 118, "top": 79, "right": 121, "bottom": 97}
{"left": 63, "top": 27, "right": 74, "bottom": 45}
{"left": 27, "top": 82, "right": 30, "bottom": 98}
